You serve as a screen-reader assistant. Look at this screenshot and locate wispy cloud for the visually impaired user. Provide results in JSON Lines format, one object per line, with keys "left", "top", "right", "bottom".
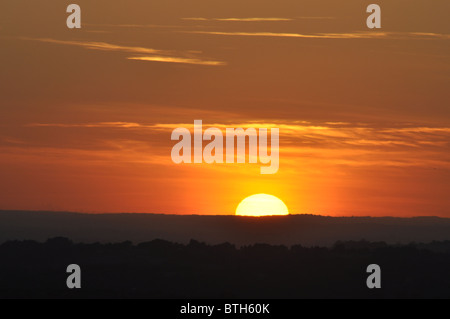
{"left": 28, "top": 121, "right": 450, "bottom": 148}
{"left": 182, "top": 16, "right": 336, "bottom": 22}
{"left": 183, "top": 17, "right": 293, "bottom": 22}
{"left": 0, "top": 143, "right": 171, "bottom": 166}
{"left": 128, "top": 56, "right": 226, "bottom": 66}
{"left": 28, "top": 122, "right": 145, "bottom": 128}
{"left": 184, "top": 31, "right": 450, "bottom": 40}
{"left": 383, "top": 127, "right": 450, "bottom": 133}
{"left": 21, "top": 37, "right": 166, "bottom": 54}
{"left": 185, "top": 31, "right": 388, "bottom": 39}
{"left": 16, "top": 121, "right": 450, "bottom": 170}
{"left": 84, "top": 23, "right": 182, "bottom": 29}
{"left": 19, "top": 37, "right": 226, "bottom": 66}
{"left": 408, "top": 32, "right": 450, "bottom": 40}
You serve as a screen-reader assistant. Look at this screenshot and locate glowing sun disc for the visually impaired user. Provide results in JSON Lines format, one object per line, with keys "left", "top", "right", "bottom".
{"left": 235, "top": 194, "right": 289, "bottom": 217}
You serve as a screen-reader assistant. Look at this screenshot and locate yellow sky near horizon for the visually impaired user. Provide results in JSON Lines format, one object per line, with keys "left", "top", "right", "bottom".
{"left": 0, "top": 0, "right": 449, "bottom": 216}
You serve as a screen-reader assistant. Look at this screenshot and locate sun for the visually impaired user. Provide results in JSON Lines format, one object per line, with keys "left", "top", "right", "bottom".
{"left": 235, "top": 194, "right": 289, "bottom": 217}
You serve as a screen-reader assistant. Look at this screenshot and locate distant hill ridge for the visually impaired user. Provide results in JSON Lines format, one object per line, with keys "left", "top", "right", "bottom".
{"left": 1, "top": 210, "right": 450, "bottom": 246}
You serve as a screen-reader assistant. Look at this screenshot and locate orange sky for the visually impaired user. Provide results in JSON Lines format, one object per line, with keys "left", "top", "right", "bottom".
{"left": 0, "top": 0, "right": 449, "bottom": 216}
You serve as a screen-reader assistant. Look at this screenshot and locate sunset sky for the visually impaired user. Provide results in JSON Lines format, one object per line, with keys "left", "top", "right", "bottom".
{"left": 0, "top": 0, "right": 449, "bottom": 217}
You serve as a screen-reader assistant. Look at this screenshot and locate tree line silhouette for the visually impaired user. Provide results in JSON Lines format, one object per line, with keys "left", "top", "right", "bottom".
{"left": 1, "top": 238, "right": 450, "bottom": 298}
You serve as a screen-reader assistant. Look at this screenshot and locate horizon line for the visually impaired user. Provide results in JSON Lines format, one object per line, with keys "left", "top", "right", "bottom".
{"left": 0, "top": 209, "right": 446, "bottom": 219}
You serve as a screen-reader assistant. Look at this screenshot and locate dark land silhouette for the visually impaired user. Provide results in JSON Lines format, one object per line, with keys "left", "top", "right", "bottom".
{"left": 1, "top": 211, "right": 450, "bottom": 246}
{"left": 1, "top": 237, "right": 450, "bottom": 299}
{"left": 1, "top": 211, "right": 450, "bottom": 298}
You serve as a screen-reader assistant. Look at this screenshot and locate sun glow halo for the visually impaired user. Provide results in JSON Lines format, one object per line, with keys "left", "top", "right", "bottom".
{"left": 235, "top": 194, "right": 289, "bottom": 217}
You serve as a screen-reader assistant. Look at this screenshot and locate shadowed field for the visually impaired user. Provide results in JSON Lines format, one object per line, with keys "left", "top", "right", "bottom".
{"left": 1, "top": 237, "right": 450, "bottom": 299}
